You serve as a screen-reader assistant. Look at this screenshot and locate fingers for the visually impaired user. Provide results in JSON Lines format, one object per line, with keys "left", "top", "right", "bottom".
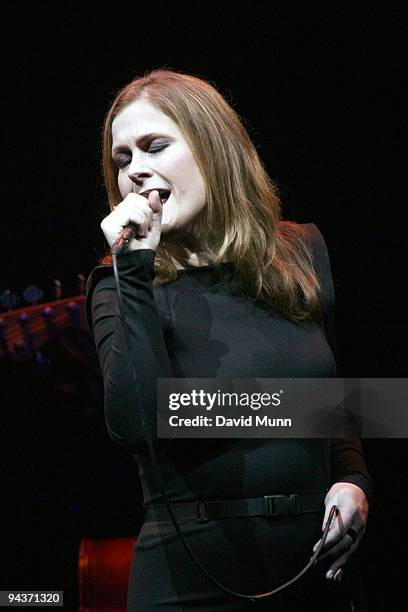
{"left": 147, "top": 189, "right": 163, "bottom": 214}
{"left": 312, "top": 506, "right": 344, "bottom": 556}
{"left": 312, "top": 504, "right": 365, "bottom": 557}
{"left": 312, "top": 520, "right": 364, "bottom": 561}
{"left": 311, "top": 526, "right": 363, "bottom": 583}
{"left": 323, "top": 545, "right": 354, "bottom": 581}
{"left": 310, "top": 485, "right": 369, "bottom": 582}
{"left": 314, "top": 530, "right": 359, "bottom": 566}
{"left": 100, "top": 191, "right": 158, "bottom": 246}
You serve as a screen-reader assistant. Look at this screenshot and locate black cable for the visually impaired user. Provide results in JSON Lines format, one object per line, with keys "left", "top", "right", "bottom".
{"left": 111, "top": 249, "right": 338, "bottom": 603}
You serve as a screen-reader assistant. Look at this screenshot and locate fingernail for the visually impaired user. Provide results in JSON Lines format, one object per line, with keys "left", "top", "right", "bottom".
{"left": 326, "top": 570, "right": 334, "bottom": 579}
{"left": 334, "top": 569, "right": 343, "bottom": 583}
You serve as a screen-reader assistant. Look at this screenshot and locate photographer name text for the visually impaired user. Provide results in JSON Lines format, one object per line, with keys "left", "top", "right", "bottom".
{"left": 168, "top": 415, "right": 292, "bottom": 428}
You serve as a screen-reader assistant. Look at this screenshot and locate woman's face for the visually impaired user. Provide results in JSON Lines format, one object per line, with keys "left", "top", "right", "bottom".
{"left": 111, "top": 99, "right": 207, "bottom": 237}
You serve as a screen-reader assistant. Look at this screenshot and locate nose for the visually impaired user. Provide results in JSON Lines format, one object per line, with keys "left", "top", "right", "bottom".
{"left": 127, "top": 155, "right": 153, "bottom": 188}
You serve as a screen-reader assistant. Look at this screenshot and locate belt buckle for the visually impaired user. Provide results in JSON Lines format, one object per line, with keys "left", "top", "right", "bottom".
{"left": 196, "top": 500, "right": 209, "bottom": 523}
{"left": 264, "top": 494, "right": 298, "bottom": 517}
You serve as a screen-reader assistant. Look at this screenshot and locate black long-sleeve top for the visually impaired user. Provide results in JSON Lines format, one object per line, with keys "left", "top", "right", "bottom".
{"left": 85, "top": 223, "right": 375, "bottom": 507}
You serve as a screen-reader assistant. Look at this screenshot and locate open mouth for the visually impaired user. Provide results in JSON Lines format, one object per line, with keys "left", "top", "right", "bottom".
{"left": 140, "top": 189, "right": 170, "bottom": 204}
{"left": 159, "top": 190, "right": 170, "bottom": 204}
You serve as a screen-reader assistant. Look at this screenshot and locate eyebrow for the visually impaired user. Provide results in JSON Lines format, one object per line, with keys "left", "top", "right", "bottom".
{"left": 111, "top": 132, "right": 171, "bottom": 155}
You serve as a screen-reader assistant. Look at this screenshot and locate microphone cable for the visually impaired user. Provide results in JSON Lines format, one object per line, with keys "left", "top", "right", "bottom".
{"left": 111, "top": 246, "right": 338, "bottom": 603}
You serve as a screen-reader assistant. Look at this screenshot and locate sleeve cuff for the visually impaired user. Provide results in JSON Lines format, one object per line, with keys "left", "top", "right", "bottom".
{"left": 85, "top": 249, "right": 157, "bottom": 338}
{"left": 115, "top": 248, "right": 156, "bottom": 271}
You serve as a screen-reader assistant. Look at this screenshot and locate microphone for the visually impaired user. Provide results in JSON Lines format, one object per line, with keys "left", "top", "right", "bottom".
{"left": 110, "top": 223, "right": 139, "bottom": 256}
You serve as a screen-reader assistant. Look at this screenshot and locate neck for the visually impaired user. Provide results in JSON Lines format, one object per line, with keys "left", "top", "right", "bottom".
{"left": 161, "top": 231, "right": 221, "bottom": 269}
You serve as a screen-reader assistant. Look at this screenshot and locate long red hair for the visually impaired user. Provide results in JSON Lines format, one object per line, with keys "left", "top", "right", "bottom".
{"left": 99, "top": 68, "right": 324, "bottom": 323}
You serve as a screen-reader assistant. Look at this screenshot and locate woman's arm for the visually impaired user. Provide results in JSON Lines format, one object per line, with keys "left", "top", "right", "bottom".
{"left": 318, "top": 233, "right": 375, "bottom": 506}
{"left": 85, "top": 249, "right": 173, "bottom": 454}
{"left": 305, "top": 223, "right": 375, "bottom": 503}
{"left": 306, "top": 222, "right": 374, "bottom": 581}
{"left": 329, "top": 437, "right": 375, "bottom": 506}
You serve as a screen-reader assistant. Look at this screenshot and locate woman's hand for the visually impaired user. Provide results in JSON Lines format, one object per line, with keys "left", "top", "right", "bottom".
{"left": 100, "top": 190, "right": 163, "bottom": 252}
{"left": 311, "top": 482, "right": 369, "bottom": 582}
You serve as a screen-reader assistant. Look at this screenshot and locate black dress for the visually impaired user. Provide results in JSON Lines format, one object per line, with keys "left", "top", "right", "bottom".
{"left": 86, "top": 223, "right": 374, "bottom": 611}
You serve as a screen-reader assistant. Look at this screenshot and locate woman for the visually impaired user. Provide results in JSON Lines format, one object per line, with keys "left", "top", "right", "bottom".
{"left": 85, "top": 69, "right": 374, "bottom": 611}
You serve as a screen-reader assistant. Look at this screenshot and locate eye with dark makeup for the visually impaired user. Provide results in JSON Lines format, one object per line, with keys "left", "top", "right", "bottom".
{"left": 115, "top": 154, "right": 131, "bottom": 169}
{"left": 114, "top": 143, "right": 168, "bottom": 169}
{"left": 147, "top": 144, "right": 168, "bottom": 155}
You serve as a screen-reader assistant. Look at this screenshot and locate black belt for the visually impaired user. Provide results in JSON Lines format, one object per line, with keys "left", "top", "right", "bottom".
{"left": 144, "top": 493, "right": 326, "bottom": 523}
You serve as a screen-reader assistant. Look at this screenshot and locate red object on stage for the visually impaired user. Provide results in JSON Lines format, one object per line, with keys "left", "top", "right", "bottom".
{"left": 78, "top": 536, "right": 137, "bottom": 611}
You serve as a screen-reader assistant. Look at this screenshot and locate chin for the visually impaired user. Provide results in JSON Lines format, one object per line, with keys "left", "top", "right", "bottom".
{"left": 160, "top": 211, "right": 184, "bottom": 236}
{"left": 160, "top": 221, "right": 173, "bottom": 235}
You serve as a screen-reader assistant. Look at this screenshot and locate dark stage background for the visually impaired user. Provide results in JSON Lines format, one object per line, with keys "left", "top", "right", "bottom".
{"left": 1, "top": 2, "right": 406, "bottom": 610}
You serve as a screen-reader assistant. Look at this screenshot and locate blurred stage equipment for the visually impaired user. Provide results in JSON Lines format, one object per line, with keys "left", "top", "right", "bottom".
{"left": 78, "top": 537, "right": 137, "bottom": 612}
